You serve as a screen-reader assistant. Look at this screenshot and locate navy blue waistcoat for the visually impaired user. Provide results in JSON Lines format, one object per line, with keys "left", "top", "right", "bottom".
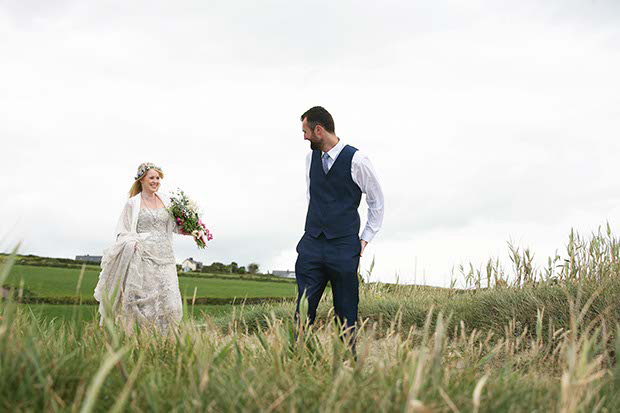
{"left": 304, "top": 144, "right": 362, "bottom": 239}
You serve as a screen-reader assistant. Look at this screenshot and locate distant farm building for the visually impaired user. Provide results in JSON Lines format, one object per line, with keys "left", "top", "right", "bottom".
{"left": 182, "top": 257, "right": 203, "bottom": 272}
{"left": 75, "top": 255, "right": 102, "bottom": 264}
{"left": 272, "top": 270, "right": 295, "bottom": 279}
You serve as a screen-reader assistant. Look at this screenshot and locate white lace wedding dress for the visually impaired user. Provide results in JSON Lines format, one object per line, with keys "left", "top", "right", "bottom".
{"left": 95, "top": 194, "right": 183, "bottom": 334}
{"left": 120, "top": 208, "right": 183, "bottom": 332}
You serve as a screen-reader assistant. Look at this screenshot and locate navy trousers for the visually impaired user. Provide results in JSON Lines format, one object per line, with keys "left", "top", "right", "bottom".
{"left": 295, "top": 232, "right": 361, "bottom": 340}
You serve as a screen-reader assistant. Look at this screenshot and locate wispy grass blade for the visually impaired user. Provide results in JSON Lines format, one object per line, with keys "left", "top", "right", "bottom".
{"left": 79, "top": 347, "right": 129, "bottom": 413}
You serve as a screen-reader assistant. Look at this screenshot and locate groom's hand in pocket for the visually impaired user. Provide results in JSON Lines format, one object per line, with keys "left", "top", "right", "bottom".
{"left": 360, "top": 239, "right": 368, "bottom": 257}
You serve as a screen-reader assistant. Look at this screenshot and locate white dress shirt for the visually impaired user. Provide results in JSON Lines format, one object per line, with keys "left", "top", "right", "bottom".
{"left": 305, "top": 140, "right": 384, "bottom": 243}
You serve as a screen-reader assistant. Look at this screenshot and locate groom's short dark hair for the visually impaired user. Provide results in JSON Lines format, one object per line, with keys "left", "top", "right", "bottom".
{"left": 301, "top": 106, "right": 335, "bottom": 134}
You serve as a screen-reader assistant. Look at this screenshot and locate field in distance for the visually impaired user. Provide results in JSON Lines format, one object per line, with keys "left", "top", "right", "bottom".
{"left": 4, "top": 265, "right": 297, "bottom": 300}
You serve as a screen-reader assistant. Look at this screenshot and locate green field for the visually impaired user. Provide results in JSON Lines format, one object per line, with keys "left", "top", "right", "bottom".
{"left": 3, "top": 264, "right": 297, "bottom": 326}
{"left": 4, "top": 265, "right": 297, "bottom": 300}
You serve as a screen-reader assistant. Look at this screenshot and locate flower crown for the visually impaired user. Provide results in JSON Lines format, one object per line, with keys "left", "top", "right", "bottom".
{"left": 135, "top": 162, "right": 162, "bottom": 180}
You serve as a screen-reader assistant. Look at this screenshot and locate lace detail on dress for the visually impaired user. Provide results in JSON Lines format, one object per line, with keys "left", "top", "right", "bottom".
{"left": 137, "top": 209, "right": 175, "bottom": 264}
{"left": 121, "top": 208, "right": 182, "bottom": 334}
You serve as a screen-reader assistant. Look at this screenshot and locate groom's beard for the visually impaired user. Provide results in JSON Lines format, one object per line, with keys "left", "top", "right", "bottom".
{"left": 309, "top": 132, "right": 321, "bottom": 151}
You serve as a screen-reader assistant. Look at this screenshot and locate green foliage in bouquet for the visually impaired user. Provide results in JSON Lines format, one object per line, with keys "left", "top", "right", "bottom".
{"left": 167, "top": 190, "right": 212, "bottom": 249}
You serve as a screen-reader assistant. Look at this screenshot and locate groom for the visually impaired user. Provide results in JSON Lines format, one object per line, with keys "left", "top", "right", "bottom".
{"left": 295, "top": 106, "right": 384, "bottom": 350}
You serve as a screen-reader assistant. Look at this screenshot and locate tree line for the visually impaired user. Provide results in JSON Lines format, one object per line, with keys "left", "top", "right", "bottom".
{"left": 194, "top": 261, "right": 260, "bottom": 275}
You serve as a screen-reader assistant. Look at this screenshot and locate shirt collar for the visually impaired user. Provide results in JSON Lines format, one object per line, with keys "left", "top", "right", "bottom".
{"left": 322, "top": 139, "right": 344, "bottom": 160}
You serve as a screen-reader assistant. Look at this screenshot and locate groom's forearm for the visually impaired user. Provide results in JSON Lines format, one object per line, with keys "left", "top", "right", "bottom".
{"left": 360, "top": 228, "right": 376, "bottom": 243}
{"left": 360, "top": 213, "right": 382, "bottom": 242}
{"left": 361, "top": 195, "right": 384, "bottom": 243}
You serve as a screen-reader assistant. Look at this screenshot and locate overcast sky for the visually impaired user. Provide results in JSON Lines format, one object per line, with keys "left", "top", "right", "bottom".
{"left": 1, "top": 0, "right": 619, "bottom": 286}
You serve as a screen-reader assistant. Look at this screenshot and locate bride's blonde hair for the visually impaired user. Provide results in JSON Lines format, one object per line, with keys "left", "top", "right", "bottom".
{"left": 129, "top": 162, "right": 164, "bottom": 197}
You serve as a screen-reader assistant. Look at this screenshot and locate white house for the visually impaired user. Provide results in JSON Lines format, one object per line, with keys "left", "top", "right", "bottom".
{"left": 181, "top": 257, "right": 203, "bottom": 272}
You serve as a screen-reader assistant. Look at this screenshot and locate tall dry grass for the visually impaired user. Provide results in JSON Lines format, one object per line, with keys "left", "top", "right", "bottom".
{"left": 2, "top": 227, "right": 620, "bottom": 411}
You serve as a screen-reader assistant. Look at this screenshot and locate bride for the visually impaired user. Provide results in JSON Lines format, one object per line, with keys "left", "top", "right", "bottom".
{"left": 94, "top": 162, "right": 195, "bottom": 333}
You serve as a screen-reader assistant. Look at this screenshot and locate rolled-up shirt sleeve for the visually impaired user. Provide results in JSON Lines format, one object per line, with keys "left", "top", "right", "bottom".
{"left": 352, "top": 153, "right": 384, "bottom": 243}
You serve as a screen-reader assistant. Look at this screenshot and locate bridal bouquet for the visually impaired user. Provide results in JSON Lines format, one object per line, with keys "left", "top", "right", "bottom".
{"left": 167, "top": 189, "right": 213, "bottom": 249}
